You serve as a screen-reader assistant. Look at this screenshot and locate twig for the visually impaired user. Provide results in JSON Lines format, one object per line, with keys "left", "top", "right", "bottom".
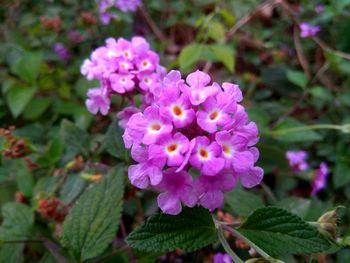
{"left": 293, "top": 24, "right": 311, "bottom": 79}
{"left": 120, "top": 220, "right": 137, "bottom": 263}
{"left": 225, "top": 0, "right": 281, "bottom": 41}
{"left": 217, "top": 226, "right": 244, "bottom": 263}
{"left": 203, "top": 61, "right": 213, "bottom": 73}
{"left": 138, "top": 5, "right": 167, "bottom": 42}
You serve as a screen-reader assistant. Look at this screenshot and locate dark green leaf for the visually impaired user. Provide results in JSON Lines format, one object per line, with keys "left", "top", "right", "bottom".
{"left": 60, "top": 166, "right": 124, "bottom": 261}
{"left": 238, "top": 207, "right": 332, "bottom": 257}
{"left": 225, "top": 186, "right": 265, "bottom": 216}
{"left": 102, "top": 120, "right": 127, "bottom": 159}
{"left": 6, "top": 84, "right": 37, "bottom": 118}
{"left": 60, "top": 119, "right": 90, "bottom": 157}
{"left": 275, "top": 197, "right": 311, "bottom": 218}
{"left": 286, "top": 70, "right": 308, "bottom": 89}
{"left": 23, "top": 97, "right": 51, "bottom": 120}
{"left": 11, "top": 51, "right": 43, "bottom": 83}
{"left": 15, "top": 159, "right": 34, "bottom": 197}
{"left": 127, "top": 206, "right": 217, "bottom": 253}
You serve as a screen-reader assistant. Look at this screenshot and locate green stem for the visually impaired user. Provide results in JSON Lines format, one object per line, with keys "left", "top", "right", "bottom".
{"left": 264, "top": 124, "right": 348, "bottom": 137}
{"left": 217, "top": 227, "right": 244, "bottom": 263}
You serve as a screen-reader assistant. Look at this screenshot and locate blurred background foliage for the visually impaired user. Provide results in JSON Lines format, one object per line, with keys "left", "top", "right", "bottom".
{"left": 0, "top": 0, "right": 350, "bottom": 262}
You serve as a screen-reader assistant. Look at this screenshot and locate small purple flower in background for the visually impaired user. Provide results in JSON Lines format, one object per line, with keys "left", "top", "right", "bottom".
{"left": 98, "top": 0, "right": 142, "bottom": 25}
{"left": 286, "top": 150, "right": 309, "bottom": 173}
{"left": 315, "top": 4, "right": 325, "bottom": 13}
{"left": 299, "top": 22, "right": 321, "bottom": 38}
{"left": 116, "top": 0, "right": 142, "bottom": 12}
{"left": 53, "top": 43, "right": 70, "bottom": 61}
{"left": 311, "top": 162, "right": 329, "bottom": 196}
{"left": 213, "top": 252, "right": 234, "bottom": 263}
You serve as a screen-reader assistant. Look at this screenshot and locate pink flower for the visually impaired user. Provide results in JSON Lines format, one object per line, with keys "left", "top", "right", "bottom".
{"left": 213, "top": 253, "right": 233, "bottom": 263}
{"left": 311, "top": 162, "right": 329, "bottom": 196}
{"left": 196, "top": 91, "right": 237, "bottom": 133}
{"left": 85, "top": 87, "right": 110, "bottom": 115}
{"left": 215, "top": 131, "right": 254, "bottom": 172}
{"left": 195, "top": 170, "right": 237, "bottom": 211}
{"left": 189, "top": 136, "right": 225, "bottom": 176}
{"left": 128, "top": 144, "right": 164, "bottom": 189}
{"left": 117, "top": 106, "right": 140, "bottom": 129}
{"left": 148, "top": 133, "right": 189, "bottom": 167}
{"left": 110, "top": 73, "right": 135, "bottom": 93}
{"left": 286, "top": 150, "right": 309, "bottom": 173}
{"left": 156, "top": 168, "right": 197, "bottom": 215}
{"left": 300, "top": 22, "right": 320, "bottom": 38}
{"left": 125, "top": 106, "right": 173, "bottom": 147}
{"left": 183, "top": 70, "right": 219, "bottom": 105}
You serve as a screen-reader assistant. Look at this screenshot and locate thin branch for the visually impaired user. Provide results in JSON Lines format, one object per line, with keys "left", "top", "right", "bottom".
{"left": 225, "top": 0, "right": 280, "bottom": 41}
{"left": 138, "top": 5, "right": 167, "bottom": 42}
{"left": 217, "top": 227, "right": 244, "bottom": 263}
{"left": 293, "top": 24, "right": 311, "bottom": 79}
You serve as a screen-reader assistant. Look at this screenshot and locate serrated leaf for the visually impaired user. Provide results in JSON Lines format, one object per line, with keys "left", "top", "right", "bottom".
{"left": 209, "top": 45, "right": 235, "bottom": 72}
{"left": 59, "top": 175, "right": 87, "bottom": 205}
{"left": 11, "top": 51, "right": 43, "bottom": 83}
{"left": 286, "top": 70, "right": 308, "bottom": 89}
{"left": 225, "top": 185, "right": 265, "bottom": 216}
{"left": 102, "top": 120, "right": 127, "bottom": 159}
{"left": 179, "top": 43, "right": 203, "bottom": 72}
{"left": 127, "top": 206, "right": 217, "bottom": 253}
{"left": 6, "top": 84, "right": 37, "bottom": 118}
{"left": 238, "top": 207, "right": 332, "bottom": 257}
{"left": 60, "top": 166, "right": 124, "bottom": 261}
{"left": 60, "top": 119, "right": 90, "bottom": 157}
{"left": 0, "top": 202, "right": 34, "bottom": 241}
{"left": 271, "top": 118, "right": 322, "bottom": 142}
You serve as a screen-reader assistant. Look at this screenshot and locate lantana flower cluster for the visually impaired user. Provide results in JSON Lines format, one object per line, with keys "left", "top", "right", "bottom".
{"left": 123, "top": 70, "right": 263, "bottom": 215}
{"left": 81, "top": 36, "right": 165, "bottom": 115}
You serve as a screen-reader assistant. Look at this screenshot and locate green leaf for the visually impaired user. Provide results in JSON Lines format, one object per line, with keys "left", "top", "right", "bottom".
{"left": 179, "top": 43, "right": 203, "bottom": 72}
{"left": 209, "top": 45, "right": 235, "bottom": 72}
{"left": 6, "top": 84, "right": 37, "bottom": 118}
{"left": 0, "top": 202, "right": 34, "bottom": 241}
{"left": 333, "top": 160, "right": 350, "bottom": 188}
{"left": 15, "top": 159, "right": 34, "bottom": 197}
{"left": 225, "top": 186, "right": 265, "bottom": 216}
{"left": 102, "top": 120, "right": 127, "bottom": 159}
{"left": 0, "top": 202, "right": 34, "bottom": 262}
{"left": 23, "top": 97, "right": 51, "bottom": 120}
{"left": 59, "top": 175, "right": 87, "bottom": 205}
{"left": 207, "top": 21, "right": 225, "bottom": 42}
{"left": 60, "top": 119, "right": 90, "bottom": 157}
{"left": 238, "top": 207, "right": 332, "bottom": 257}
{"left": 11, "top": 51, "right": 43, "bottom": 83}
{"left": 275, "top": 197, "right": 311, "bottom": 218}
{"left": 60, "top": 166, "right": 124, "bottom": 261}
{"left": 286, "top": 70, "right": 308, "bottom": 89}
{"left": 271, "top": 118, "right": 322, "bottom": 142}
{"left": 37, "top": 137, "right": 64, "bottom": 166}
{"left": 127, "top": 206, "right": 217, "bottom": 253}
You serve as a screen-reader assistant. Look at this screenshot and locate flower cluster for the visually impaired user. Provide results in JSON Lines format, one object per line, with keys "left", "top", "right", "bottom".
{"left": 286, "top": 150, "right": 309, "bottom": 173}
{"left": 81, "top": 37, "right": 165, "bottom": 115}
{"left": 213, "top": 253, "right": 233, "bottom": 263}
{"left": 299, "top": 22, "right": 320, "bottom": 38}
{"left": 53, "top": 43, "right": 70, "bottom": 61}
{"left": 99, "top": 0, "right": 142, "bottom": 24}
{"left": 123, "top": 70, "right": 263, "bottom": 215}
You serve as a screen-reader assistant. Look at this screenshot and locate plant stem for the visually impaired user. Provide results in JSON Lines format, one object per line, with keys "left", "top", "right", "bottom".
{"left": 264, "top": 124, "right": 348, "bottom": 137}
{"left": 217, "top": 226, "right": 244, "bottom": 263}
